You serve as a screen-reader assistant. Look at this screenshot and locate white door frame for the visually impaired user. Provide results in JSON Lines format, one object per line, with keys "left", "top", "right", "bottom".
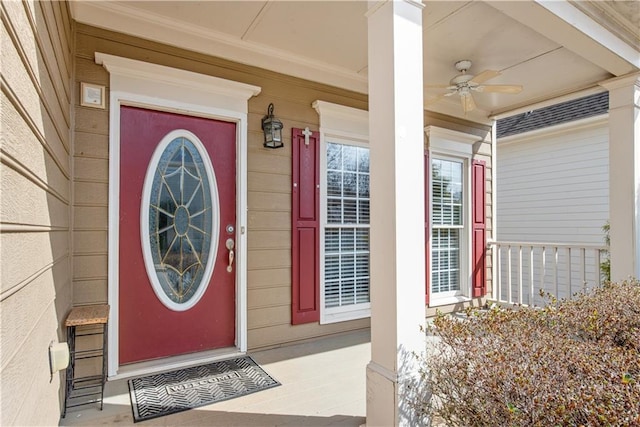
{"left": 96, "top": 53, "right": 261, "bottom": 378}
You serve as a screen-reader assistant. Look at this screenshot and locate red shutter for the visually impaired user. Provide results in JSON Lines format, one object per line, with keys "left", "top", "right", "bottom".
{"left": 472, "top": 160, "right": 487, "bottom": 298}
{"left": 291, "top": 128, "right": 320, "bottom": 324}
{"left": 425, "top": 151, "right": 431, "bottom": 305}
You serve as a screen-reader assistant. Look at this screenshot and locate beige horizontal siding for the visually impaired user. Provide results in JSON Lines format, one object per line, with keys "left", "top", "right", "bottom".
{"left": 0, "top": 160, "right": 69, "bottom": 228}
{"left": 248, "top": 286, "right": 291, "bottom": 310}
{"left": 248, "top": 249, "right": 291, "bottom": 270}
{"left": 73, "top": 230, "right": 107, "bottom": 255}
{"left": 73, "top": 181, "right": 108, "bottom": 206}
{"left": 0, "top": 1, "right": 72, "bottom": 424}
{"left": 248, "top": 171, "right": 292, "bottom": 194}
{"left": 74, "top": 131, "right": 109, "bottom": 159}
{"left": 73, "top": 254, "right": 108, "bottom": 283}
{"left": 72, "top": 279, "right": 108, "bottom": 305}
{"left": 247, "top": 230, "right": 290, "bottom": 249}
{"left": 73, "top": 206, "right": 108, "bottom": 230}
{"left": 247, "top": 268, "right": 290, "bottom": 288}
{"left": 1, "top": 230, "right": 69, "bottom": 294}
{"left": 73, "top": 157, "right": 108, "bottom": 182}
{"left": 0, "top": 260, "right": 70, "bottom": 368}
{"left": 3, "top": 2, "right": 71, "bottom": 150}
{"left": 1, "top": 39, "right": 70, "bottom": 179}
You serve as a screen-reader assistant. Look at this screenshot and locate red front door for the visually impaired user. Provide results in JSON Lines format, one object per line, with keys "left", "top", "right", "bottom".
{"left": 119, "top": 106, "right": 236, "bottom": 364}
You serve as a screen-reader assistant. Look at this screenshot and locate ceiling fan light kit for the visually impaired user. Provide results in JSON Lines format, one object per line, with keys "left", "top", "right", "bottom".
{"left": 427, "top": 59, "right": 523, "bottom": 113}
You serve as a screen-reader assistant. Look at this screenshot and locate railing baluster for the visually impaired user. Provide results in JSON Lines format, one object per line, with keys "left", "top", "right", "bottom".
{"left": 541, "top": 246, "right": 546, "bottom": 294}
{"left": 554, "top": 247, "right": 559, "bottom": 298}
{"left": 529, "top": 246, "right": 534, "bottom": 306}
{"left": 496, "top": 245, "right": 502, "bottom": 302}
{"left": 580, "top": 247, "right": 586, "bottom": 287}
{"left": 595, "top": 248, "right": 601, "bottom": 287}
{"left": 518, "top": 246, "right": 523, "bottom": 305}
{"left": 507, "top": 245, "right": 512, "bottom": 304}
{"left": 567, "top": 247, "right": 572, "bottom": 298}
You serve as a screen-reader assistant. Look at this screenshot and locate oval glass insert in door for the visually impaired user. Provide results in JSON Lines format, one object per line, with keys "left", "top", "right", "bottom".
{"left": 141, "top": 129, "right": 220, "bottom": 311}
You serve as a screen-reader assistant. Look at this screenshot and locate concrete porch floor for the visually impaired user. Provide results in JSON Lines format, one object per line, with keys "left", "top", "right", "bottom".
{"left": 59, "top": 329, "right": 370, "bottom": 427}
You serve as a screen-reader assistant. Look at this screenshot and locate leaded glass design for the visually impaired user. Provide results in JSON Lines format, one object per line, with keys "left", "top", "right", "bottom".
{"left": 324, "top": 143, "right": 370, "bottom": 309}
{"left": 148, "top": 137, "right": 213, "bottom": 304}
{"left": 431, "top": 158, "right": 463, "bottom": 293}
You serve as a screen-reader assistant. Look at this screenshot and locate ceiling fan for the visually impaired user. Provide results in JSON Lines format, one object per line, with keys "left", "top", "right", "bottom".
{"left": 426, "top": 60, "right": 523, "bottom": 113}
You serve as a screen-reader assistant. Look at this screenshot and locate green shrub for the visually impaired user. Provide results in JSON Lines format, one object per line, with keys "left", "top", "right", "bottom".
{"left": 416, "top": 280, "right": 640, "bottom": 426}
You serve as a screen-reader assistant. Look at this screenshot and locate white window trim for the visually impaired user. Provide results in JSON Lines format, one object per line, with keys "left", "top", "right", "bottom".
{"left": 97, "top": 52, "right": 261, "bottom": 377}
{"left": 313, "top": 101, "right": 370, "bottom": 324}
{"left": 426, "top": 126, "right": 479, "bottom": 307}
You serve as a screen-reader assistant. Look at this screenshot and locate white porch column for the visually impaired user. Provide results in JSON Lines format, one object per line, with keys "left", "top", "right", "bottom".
{"left": 600, "top": 74, "right": 640, "bottom": 281}
{"left": 366, "top": 1, "right": 426, "bottom": 425}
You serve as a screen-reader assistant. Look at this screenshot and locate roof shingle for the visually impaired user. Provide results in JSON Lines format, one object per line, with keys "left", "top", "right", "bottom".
{"left": 497, "top": 92, "right": 609, "bottom": 139}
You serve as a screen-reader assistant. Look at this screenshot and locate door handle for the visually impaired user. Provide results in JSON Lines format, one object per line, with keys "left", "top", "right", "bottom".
{"left": 226, "top": 238, "right": 235, "bottom": 273}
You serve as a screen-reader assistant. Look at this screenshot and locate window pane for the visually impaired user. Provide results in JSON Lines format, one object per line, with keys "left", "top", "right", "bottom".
{"left": 328, "top": 198, "right": 342, "bottom": 223}
{"left": 431, "top": 228, "right": 461, "bottom": 293}
{"left": 343, "top": 145, "right": 357, "bottom": 171}
{"left": 453, "top": 204, "right": 462, "bottom": 225}
{"left": 325, "top": 255, "right": 340, "bottom": 281}
{"left": 358, "top": 174, "right": 369, "bottom": 198}
{"left": 358, "top": 147, "right": 369, "bottom": 173}
{"left": 341, "top": 228, "right": 355, "bottom": 252}
{"left": 356, "top": 229, "right": 369, "bottom": 251}
{"left": 358, "top": 200, "right": 370, "bottom": 224}
{"left": 342, "top": 254, "right": 355, "bottom": 279}
{"left": 327, "top": 171, "right": 342, "bottom": 197}
{"left": 356, "top": 253, "right": 369, "bottom": 277}
{"left": 324, "top": 142, "right": 370, "bottom": 310}
{"left": 325, "top": 281, "right": 340, "bottom": 308}
{"left": 432, "top": 159, "right": 463, "bottom": 226}
{"left": 341, "top": 280, "right": 355, "bottom": 305}
{"left": 325, "top": 228, "right": 339, "bottom": 253}
{"left": 327, "top": 143, "right": 341, "bottom": 170}
{"left": 356, "top": 278, "right": 370, "bottom": 304}
{"left": 344, "top": 199, "right": 357, "bottom": 223}
{"left": 343, "top": 172, "right": 357, "bottom": 197}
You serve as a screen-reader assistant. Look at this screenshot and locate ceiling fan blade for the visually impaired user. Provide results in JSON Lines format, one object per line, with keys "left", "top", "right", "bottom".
{"left": 425, "top": 84, "right": 455, "bottom": 89}
{"left": 461, "top": 94, "right": 476, "bottom": 113}
{"left": 425, "top": 93, "right": 448, "bottom": 105}
{"left": 470, "top": 69, "right": 500, "bottom": 84}
{"left": 476, "top": 84, "right": 523, "bottom": 94}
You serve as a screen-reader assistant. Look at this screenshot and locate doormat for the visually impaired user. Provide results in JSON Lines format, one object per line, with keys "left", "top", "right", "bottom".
{"left": 128, "top": 356, "right": 280, "bottom": 422}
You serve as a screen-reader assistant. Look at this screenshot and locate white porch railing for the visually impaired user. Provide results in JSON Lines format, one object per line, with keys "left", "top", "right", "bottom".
{"left": 489, "top": 241, "right": 608, "bottom": 307}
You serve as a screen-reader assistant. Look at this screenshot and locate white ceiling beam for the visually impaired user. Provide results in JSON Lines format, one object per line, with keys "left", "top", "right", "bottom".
{"left": 486, "top": 0, "right": 639, "bottom": 77}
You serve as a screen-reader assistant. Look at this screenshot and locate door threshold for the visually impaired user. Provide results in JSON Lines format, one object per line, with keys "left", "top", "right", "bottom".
{"left": 109, "top": 347, "right": 243, "bottom": 380}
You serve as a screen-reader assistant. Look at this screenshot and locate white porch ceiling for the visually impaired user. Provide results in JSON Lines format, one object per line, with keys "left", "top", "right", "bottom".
{"left": 71, "top": 1, "right": 640, "bottom": 124}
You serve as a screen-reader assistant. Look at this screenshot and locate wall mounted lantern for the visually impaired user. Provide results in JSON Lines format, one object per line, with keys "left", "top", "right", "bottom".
{"left": 262, "top": 103, "right": 284, "bottom": 149}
